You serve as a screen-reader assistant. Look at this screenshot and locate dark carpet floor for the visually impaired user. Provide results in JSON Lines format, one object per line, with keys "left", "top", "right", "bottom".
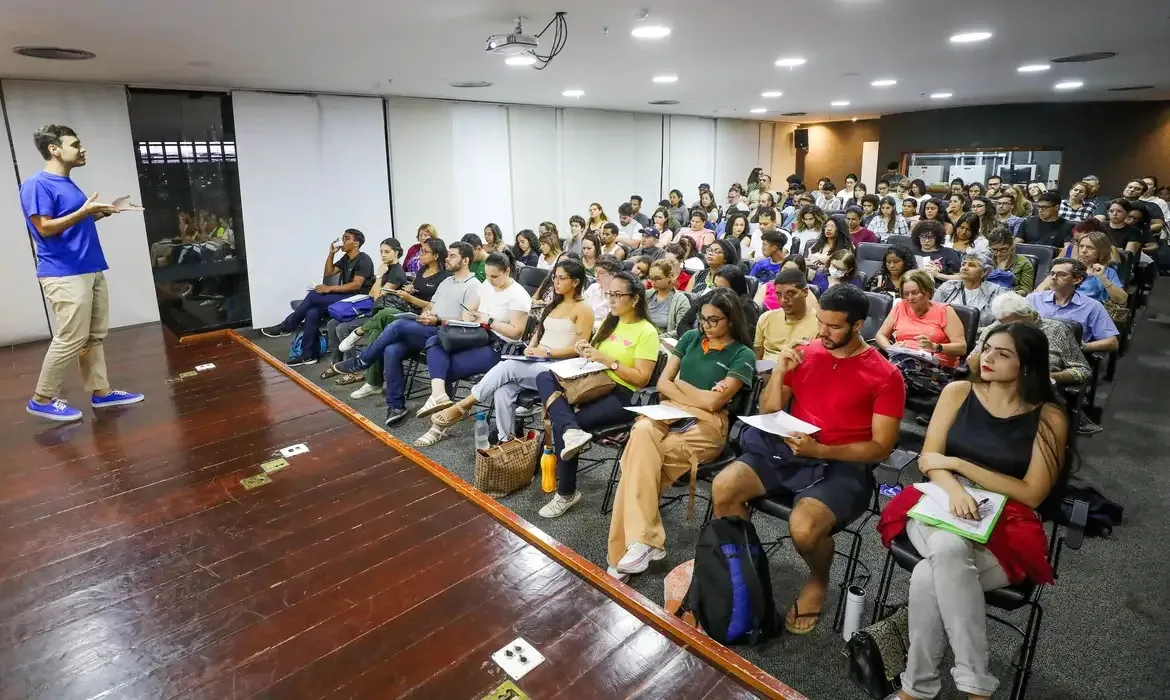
{"left": 247, "top": 291, "right": 1170, "bottom": 699}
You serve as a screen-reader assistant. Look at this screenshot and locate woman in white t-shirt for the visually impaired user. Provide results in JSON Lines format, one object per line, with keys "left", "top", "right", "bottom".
{"left": 412, "top": 250, "right": 532, "bottom": 444}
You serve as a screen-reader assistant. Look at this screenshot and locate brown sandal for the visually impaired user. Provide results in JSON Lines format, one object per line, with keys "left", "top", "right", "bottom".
{"left": 335, "top": 372, "right": 364, "bottom": 386}
{"left": 432, "top": 403, "right": 471, "bottom": 428}
{"left": 319, "top": 367, "right": 339, "bottom": 380}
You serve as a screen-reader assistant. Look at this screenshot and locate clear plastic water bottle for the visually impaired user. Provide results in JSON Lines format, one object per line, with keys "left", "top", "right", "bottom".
{"left": 474, "top": 411, "right": 491, "bottom": 451}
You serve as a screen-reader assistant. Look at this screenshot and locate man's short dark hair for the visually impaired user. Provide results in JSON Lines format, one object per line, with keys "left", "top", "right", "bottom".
{"left": 761, "top": 230, "right": 788, "bottom": 250}
{"left": 33, "top": 124, "right": 77, "bottom": 159}
{"left": 845, "top": 173, "right": 859, "bottom": 181}
{"left": 618, "top": 202, "right": 633, "bottom": 217}
{"left": 380, "top": 237, "right": 403, "bottom": 256}
{"left": 819, "top": 283, "right": 870, "bottom": 324}
{"left": 630, "top": 195, "right": 643, "bottom": 204}
{"left": 987, "top": 174, "right": 1001, "bottom": 182}
{"left": 450, "top": 241, "right": 474, "bottom": 261}
{"left": 344, "top": 228, "right": 366, "bottom": 246}
{"left": 774, "top": 267, "right": 807, "bottom": 289}
{"left": 461, "top": 233, "right": 483, "bottom": 248}
{"left": 595, "top": 254, "right": 623, "bottom": 274}
{"left": 690, "top": 208, "right": 707, "bottom": 222}
{"left": 861, "top": 194, "right": 880, "bottom": 208}
{"left": 602, "top": 221, "right": 619, "bottom": 235}
{"left": 569, "top": 214, "right": 586, "bottom": 228}
{"left": 886, "top": 161, "right": 899, "bottom": 171}
{"left": 786, "top": 174, "right": 801, "bottom": 184}
{"left": 1037, "top": 191, "right": 1060, "bottom": 207}
{"left": 757, "top": 206, "right": 777, "bottom": 222}
{"left": 845, "top": 205, "right": 864, "bottom": 218}
{"left": 1052, "top": 257, "right": 1087, "bottom": 280}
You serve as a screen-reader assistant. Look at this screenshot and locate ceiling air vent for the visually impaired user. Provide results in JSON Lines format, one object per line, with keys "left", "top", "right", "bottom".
{"left": 13, "top": 46, "right": 95, "bottom": 60}
{"left": 449, "top": 81, "right": 492, "bottom": 88}
{"left": 1108, "top": 85, "right": 1153, "bottom": 92}
{"left": 648, "top": 100, "right": 679, "bottom": 105}
{"left": 1051, "top": 52, "right": 1116, "bottom": 63}
{"left": 781, "top": 111, "right": 807, "bottom": 117}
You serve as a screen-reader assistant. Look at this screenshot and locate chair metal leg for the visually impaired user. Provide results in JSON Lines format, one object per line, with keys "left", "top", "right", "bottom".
{"left": 599, "top": 453, "right": 621, "bottom": 515}
{"left": 832, "top": 528, "right": 864, "bottom": 631}
{"left": 1011, "top": 601, "right": 1044, "bottom": 700}
{"left": 872, "top": 551, "right": 898, "bottom": 625}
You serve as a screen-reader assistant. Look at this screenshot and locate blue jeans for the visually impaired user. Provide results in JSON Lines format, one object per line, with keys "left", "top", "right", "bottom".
{"left": 536, "top": 370, "right": 633, "bottom": 497}
{"left": 281, "top": 291, "right": 348, "bottom": 359}
{"left": 424, "top": 336, "right": 501, "bottom": 399}
{"left": 359, "top": 319, "right": 439, "bottom": 410}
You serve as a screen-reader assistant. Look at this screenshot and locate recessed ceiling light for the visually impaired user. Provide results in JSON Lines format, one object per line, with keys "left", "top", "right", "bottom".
{"left": 1017, "top": 63, "right": 1050, "bottom": 73}
{"left": 652, "top": 75, "right": 678, "bottom": 84}
{"left": 750, "top": 108, "right": 767, "bottom": 114}
{"left": 831, "top": 100, "right": 850, "bottom": 107}
{"left": 648, "top": 100, "right": 680, "bottom": 105}
{"left": 1054, "top": 80, "right": 1084, "bottom": 91}
{"left": 775, "top": 57, "right": 807, "bottom": 68}
{"left": 930, "top": 92, "right": 953, "bottom": 99}
{"left": 12, "top": 46, "right": 95, "bottom": 60}
{"left": 761, "top": 91, "right": 783, "bottom": 98}
{"left": 631, "top": 25, "right": 671, "bottom": 39}
{"left": 505, "top": 55, "right": 536, "bottom": 67}
{"left": 562, "top": 89, "right": 584, "bottom": 98}
{"left": 450, "top": 81, "right": 492, "bottom": 88}
{"left": 870, "top": 79, "right": 897, "bottom": 87}
{"left": 1051, "top": 52, "right": 1116, "bottom": 63}
{"left": 949, "top": 31, "right": 992, "bottom": 44}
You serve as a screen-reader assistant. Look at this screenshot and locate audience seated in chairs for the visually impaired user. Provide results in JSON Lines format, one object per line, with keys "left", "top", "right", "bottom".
{"left": 986, "top": 226, "right": 1036, "bottom": 296}
{"left": 645, "top": 258, "right": 690, "bottom": 338}
{"left": 1037, "top": 231, "right": 1127, "bottom": 306}
{"left": 325, "top": 237, "right": 405, "bottom": 383}
{"left": 810, "top": 249, "right": 861, "bottom": 295}
{"left": 607, "top": 289, "right": 756, "bottom": 582}
{"left": 535, "top": 271, "right": 659, "bottom": 518}
{"left": 757, "top": 256, "right": 810, "bottom": 310}
{"left": 868, "top": 195, "right": 911, "bottom": 240}
{"left": 806, "top": 214, "right": 854, "bottom": 278}
{"left": 911, "top": 219, "right": 962, "bottom": 282}
{"left": 462, "top": 233, "right": 489, "bottom": 281}
{"left": 946, "top": 212, "right": 988, "bottom": 255}
{"left": 749, "top": 230, "right": 790, "bottom": 284}
{"left": 513, "top": 229, "right": 540, "bottom": 267}
{"left": 412, "top": 249, "right": 532, "bottom": 445}
{"left": 754, "top": 268, "right": 820, "bottom": 361}
{"left": 1027, "top": 258, "right": 1119, "bottom": 354}
{"left": 877, "top": 323, "right": 1068, "bottom": 700}
{"left": 723, "top": 213, "right": 754, "bottom": 262}
{"left": 537, "top": 228, "right": 563, "bottom": 270}
{"left": 845, "top": 205, "right": 879, "bottom": 246}
{"left": 686, "top": 238, "right": 739, "bottom": 293}
{"left": 876, "top": 269, "right": 967, "bottom": 368}
{"left": 677, "top": 264, "right": 760, "bottom": 336}
{"left": 262, "top": 229, "right": 375, "bottom": 366}
{"left": 712, "top": 284, "right": 904, "bottom": 635}
{"left": 337, "top": 237, "right": 451, "bottom": 399}
{"left": 403, "top": 223, "right": 437, "bottom": 275}
{"left": 598, "top": 222, "right": 628, "bottom": 262}
{"left": 427, "top": 259, "right": 593, "bottom": 445}
{"left": 331, "top": 241, "right": 482, "bottom": 426}
{"left": 865, "top": 244, "right": 916, "bottom": 296}
{"left": 933, "top": 250, "right": 1004, "bottom": 326}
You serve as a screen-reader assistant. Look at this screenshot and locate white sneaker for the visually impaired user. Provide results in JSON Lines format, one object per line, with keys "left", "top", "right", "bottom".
{"left": 606, "top": 566, "right": 630, "bottom": 583}
{"left": 515, "top": 404, "right": 541, "bottom": 418}
{"left": 350, "top": 383, "right": 380, "bottom": 399}
{"left": 560, "top": 428, "right": 593, "bottom": 460}
{"left": 616, "top": 542, "right": 665, "bottom": 575}
{"left": 339, "top": 330, "right": 362, "bottom": 353}
{"left": 538, "top": 491, "right": 581, "bottom": 519}
{"left": 415, "top": 393, "right": 453, "bottom": 418}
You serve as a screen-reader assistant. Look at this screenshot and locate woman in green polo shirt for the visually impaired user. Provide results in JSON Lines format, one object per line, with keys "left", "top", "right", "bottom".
{"left": 606, "top": 288, "right": 756, "bottom": 582}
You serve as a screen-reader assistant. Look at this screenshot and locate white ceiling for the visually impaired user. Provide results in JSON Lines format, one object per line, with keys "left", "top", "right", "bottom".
{"left": 0, "top": 0, "right": 1166, "bottom": 123}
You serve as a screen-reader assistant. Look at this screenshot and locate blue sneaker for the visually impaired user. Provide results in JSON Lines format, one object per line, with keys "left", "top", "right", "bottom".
{"left": 26, "top": 398, "right": 83, "bottom": 422}
{"left": 332, "top": 355, "right": 369, "bottom": 374}
{"left": 91, "top": 390, "right": 145, "bottom": 408}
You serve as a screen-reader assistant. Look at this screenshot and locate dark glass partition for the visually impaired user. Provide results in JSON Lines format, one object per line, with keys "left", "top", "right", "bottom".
{"left": 127, "top": 89, "right": 250, "bottom": 335}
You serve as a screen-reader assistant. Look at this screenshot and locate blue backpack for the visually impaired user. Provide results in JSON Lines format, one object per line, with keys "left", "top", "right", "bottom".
{"left": 288, "top": 330, "right": 327, "bottom": 363}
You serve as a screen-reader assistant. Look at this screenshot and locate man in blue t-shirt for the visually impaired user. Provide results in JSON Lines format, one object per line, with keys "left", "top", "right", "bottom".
{"left": 20, "top": 124, "right": 146, "bottom": 422}
{"left": 749, "top": 230, "right": 789, "bottom": 284}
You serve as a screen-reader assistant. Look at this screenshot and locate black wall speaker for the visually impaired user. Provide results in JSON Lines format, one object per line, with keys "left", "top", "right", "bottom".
{"left": 793, "top": 128, "right": 809, "bottom": 151}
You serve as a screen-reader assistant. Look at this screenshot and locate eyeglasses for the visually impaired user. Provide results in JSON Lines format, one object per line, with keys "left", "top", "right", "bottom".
{"left": 649, "top": 275, "right": 667, "bottom": 283}
{"left": 699, "top": 314, "right": 727, "bottom": 327}
{"left": 552, "top": 274, "right": 572, "bottom": 282}
{"left": 606, "top": 291, "right": 637, "bottom": 300}
{"left": 1048, "top": 270, "right": 1074, "bottom": 280}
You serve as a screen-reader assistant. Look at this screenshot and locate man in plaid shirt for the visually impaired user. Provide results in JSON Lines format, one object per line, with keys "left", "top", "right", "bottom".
{"left": 1058, "top": 181, "right": 1096, "bottom": 223}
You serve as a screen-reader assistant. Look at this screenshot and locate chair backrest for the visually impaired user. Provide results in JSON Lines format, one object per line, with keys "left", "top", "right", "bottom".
{"left": 1115, "top": 250, "right": 1135, "bottom": 286}
{"left": 521, "top": 313, "right": 541, "bottom": 342}
{"left": 1020, "top": 254, "right": 1039, "bottom": 289}
{"left": 1053, "top": 316, "right": 1083, "bottom": 344}
{"left": 517, "top": 266, "right": 549, "bottom": 295}
{"left": 862, "top": 291, "right": 893, "bottom": 341}
{"left": 886, "top": 235, "right": 912, "bottom": 249}
{"left": 1014, "top": 243, "right": 1055, "bottom": 286}
{"left": 855, "top": 242, "right": 890, "bottom": 280}
{"left": 802, "top": 238, "right": 818, "bottom": 256}
{"left": 950, "top": 303, "right": 980, "bottom": 356}
{"left": 744, "top": 275, "right": 760, "bottom": 300}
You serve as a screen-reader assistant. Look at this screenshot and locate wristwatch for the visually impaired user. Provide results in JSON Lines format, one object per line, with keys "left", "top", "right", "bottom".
{"left": 609, "top": 360, "right": 619, "bottom": 371}
{"left": 934, "top": 342, "right": 943, "bottom": 353}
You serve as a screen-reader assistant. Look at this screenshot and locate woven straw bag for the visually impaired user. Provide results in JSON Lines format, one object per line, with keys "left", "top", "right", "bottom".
{"left": 474, "top": 430, "right": 541, "bottom": 497}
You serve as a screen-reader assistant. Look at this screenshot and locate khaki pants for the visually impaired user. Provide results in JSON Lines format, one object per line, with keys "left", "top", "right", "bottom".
{"left": 35, "top": 272, "right": 110, "bottom": 398}
{"left": 607, "top": 403, "right": 727, "bottom": 566}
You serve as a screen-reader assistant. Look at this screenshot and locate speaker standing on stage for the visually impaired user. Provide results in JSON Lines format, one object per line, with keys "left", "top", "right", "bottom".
{"left": 20, "top": 124, "right": 146, "bottom": 422}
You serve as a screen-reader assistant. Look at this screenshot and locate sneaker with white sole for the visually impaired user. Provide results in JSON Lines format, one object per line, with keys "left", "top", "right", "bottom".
{"left": 332, "top": 355, "right": 369, "bottom": 374}
{"left": 91, "top": 390, "right": 145, "bottom": 408}
{"left": 606, "top": 566, "right": 630, "bottom": 583}
{"left": 616, "top": 542, "right": 665, "bottom": 575}
{"left": 515, "top": 404, "right": 541, "bottom": 418}
{"left": 338, "top": 330, "right": 363, "bottom": 353}
{"left": 26, "top": 398, "right": 83, "bottom": 422}
{"left": 560, "top": 428, "right": 593, "bottom": 461}
{"left": 287, "top": 357, "right": 318, "bottom": 367}
{"left": 350, "top": 383, "right": 381, "bottom": 400}
{"left": 261, "top": 325, "right": 290, "bottom": 338}
{"left": 538, "top": 491, "right": 581, "bottom": 519}
{"left": 415, "top": 393, "right": 453, "bottom": 418}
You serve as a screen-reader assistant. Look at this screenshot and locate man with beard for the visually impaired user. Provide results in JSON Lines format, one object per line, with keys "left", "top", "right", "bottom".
{"left": 711, "top": 283, "right": 904, "bottom": 635}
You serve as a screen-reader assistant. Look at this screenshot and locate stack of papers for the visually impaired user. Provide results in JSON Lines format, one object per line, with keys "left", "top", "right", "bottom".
{"left": 445, "top": 320, "right": 483, "bottom": 328}
{"left": 548, "top": 357, "right": 607, "bottom": 379}
{"left": 626, "top": 404, "right": 696, "bottom": 422}
{"left": 908, "top": 482, "right": 1007, "bottom": 543}
{"left": 887, "top": 344, "right": 939, "bottom": 364}
{"left": 340, "top": 294, "right": 370, "bottom": 303}
{"left": 737, "top": 411, "right": 821, "bottom": 438}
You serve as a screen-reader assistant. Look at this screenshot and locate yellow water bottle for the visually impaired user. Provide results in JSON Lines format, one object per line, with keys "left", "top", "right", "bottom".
{"left": 540, "top": 446, "right": 556, "bottom": 493}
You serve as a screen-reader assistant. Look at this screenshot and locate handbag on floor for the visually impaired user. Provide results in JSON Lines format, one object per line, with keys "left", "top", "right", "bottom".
{"left": 438, "top": 323, "right": 492, "bottom": 353}
{"left": 847, "top": 606, "right": 910, "bottom": 699}
{"left": 474, "top": 430, "right": 541, "bottom": 497}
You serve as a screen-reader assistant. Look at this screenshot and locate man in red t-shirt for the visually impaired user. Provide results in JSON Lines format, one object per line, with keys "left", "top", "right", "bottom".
{"left": 712, "top": 284, "right": 905, "bottom": 635}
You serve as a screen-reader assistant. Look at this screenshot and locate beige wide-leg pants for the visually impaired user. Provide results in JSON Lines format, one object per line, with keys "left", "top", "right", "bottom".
{"left": 35, "top": 271, "right": 110, "bottom": 398}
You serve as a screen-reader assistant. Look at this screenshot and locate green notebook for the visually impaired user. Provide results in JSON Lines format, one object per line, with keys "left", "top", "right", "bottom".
{"left": 907, "top": 483, "right": 1007, "bottom": 544}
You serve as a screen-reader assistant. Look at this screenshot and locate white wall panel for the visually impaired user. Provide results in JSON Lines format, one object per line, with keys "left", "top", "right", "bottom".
{"left": 234, "top": 92, "right": 390, "bottom": 328}
{"left": 562, "top": 109, "right": 651, "bottom": 222}
{"left": 632, "top": 114, "right": 664, "bottom": 205}
{"left": 3, "top": 80, "right": 158, "bottom": 330}
{"left": 0, "top": 98, "right": 51, "bottom": 345}
{"left": 507, "top": 106, "right": 560, "bottom": 236}
{"left": 451, "top": 103, "right": 513, "bottom": 240}
{"left": 386, "top": 98, "right": 456, "bottom": 244}
{"left": 666, "top": 116, "right": 716, "bottom": 201}
{"left": 714, "top": 118, "right": 761, "bottom": 197}
{"left": 757, "top": 123, "right": 774, "bottom": 180}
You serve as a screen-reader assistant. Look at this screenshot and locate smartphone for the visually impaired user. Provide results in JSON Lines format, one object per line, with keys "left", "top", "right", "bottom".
{"left": 671, "top": 418, "right": 698, "bottom": 433}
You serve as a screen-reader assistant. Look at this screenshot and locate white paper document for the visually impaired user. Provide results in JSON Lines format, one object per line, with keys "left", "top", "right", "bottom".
{"left": 444, "top": 320, "right": 483, "bottom": 328}
{"left": 887, "top": 344, "right": 939, "bottom": 364}
{"left": 625, "top": 404, "right": 697, "bottom": 422}
{"left": 548, "top": 357, "right": 607, "bottom": 380}
{"left": 738, "top": 411, "right": 821, "bottom": 437}
{"left": 909, "top": 482, "right": 1007, "bottom": 542}
{"left": 340, "top": 294, "right": 369, "bottom": 303}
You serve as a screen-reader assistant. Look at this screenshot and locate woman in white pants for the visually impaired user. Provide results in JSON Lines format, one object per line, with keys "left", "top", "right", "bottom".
{"left": 426, "top": 259, "right": 594, "bottom": 442}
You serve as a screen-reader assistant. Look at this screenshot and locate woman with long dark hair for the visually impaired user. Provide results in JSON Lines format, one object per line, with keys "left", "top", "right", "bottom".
{"left": 429, "top": 259, "right": 593, "bottom": 444}
{"left": 483, "top": 223, "right": 507, "bottom": 253}
{"left": 533, "top": 271, "right": 660, "bottom": 518}
{"left": 536, "top": 229, "right": 563, "bottom": 270}
{"left": 580, "top": 230, "right": 602, "bottom": 277}
{"left": 667, "top": 189, "right": 690, "bottom": 232}
{"left": 920, "top": 197, "right": 953, "bottom": 237}
{"left": 879, "top": 322, "right": 1068, "bottom": 700}
{"left": 686, "top": 238, "right": 739, "bottom": 293}
{"left": 513, "top": 229, "right": 540, "bottom": 267}
{"left": 947, "top": 212, "right": 987, "bottom": 255}
{"left": 865, "top": 244, "right": 916, "bottom": 295}
{"left": 606, "top": 288, "right": 756, "bottom": 581}
{"left": 651, "top": 206, "right": 678, "bottom": 244}
{"left": 723, "top": 212, "right": 753, "bottom": 260}
{"left": 868, "top": 195, "right": 910, "bottom": 240}
{"left": 909, "top": 179, "right": 929, "bottom": 200}
{"left": 807, "top": 214, "right": 854, "bottom": 278}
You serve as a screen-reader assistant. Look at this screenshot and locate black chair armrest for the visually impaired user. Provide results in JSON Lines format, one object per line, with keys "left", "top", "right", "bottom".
{"left": 1064, "top": 498, "right": 1089, "bottom": 551}
{"left": 876, "top": 448, "right": 918, "bottom": 486}
{"left": 630, "top": 387, "right": 660, "bottom": 407}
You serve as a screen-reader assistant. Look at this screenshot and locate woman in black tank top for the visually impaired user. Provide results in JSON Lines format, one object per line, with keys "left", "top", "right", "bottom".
{"left": 890, "top": 323, "right": 1069, "bottom": 700}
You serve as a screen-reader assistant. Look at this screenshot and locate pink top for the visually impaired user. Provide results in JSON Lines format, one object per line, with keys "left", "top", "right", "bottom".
{"left": 761, "top": 281, "right": 781, "bottom": 311}
{"left": 889, "top": 300, "right": 957, "bottom": 367}
{"left": 680, "top": 229, "right": 706, "bottom": 247}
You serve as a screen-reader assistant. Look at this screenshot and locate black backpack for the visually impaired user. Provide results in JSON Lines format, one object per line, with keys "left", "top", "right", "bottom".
{"left": 677, "top": 516, "right": 781, "bottom": 645}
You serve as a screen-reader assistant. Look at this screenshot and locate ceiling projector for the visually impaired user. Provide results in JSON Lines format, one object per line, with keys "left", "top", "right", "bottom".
{"left": 486, "top": 19, "right": 538, "bottom": 55}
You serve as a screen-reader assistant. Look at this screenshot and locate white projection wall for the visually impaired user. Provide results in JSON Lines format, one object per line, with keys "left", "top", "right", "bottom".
{"left": 0, "top": 99, "right": 51, "bottom": 345}
{"left": 714, "top": 119, "right": 764, "bottom": 197}
{"left": 560, "top": 109, "right": 664, "bottom": 223}
{"left": 507, "top": 106, "right": 561, "bottom": 234}
{"left": 234, "top": 91, "right": 391, "bottom": 328}
{"left": 451, "top": 103, "right": 513, "bottom": 239}
{"left": 3, "top": 80, "right": 158, "bottom": 330}
{"left": 664, "top": 116, "right": 717, "bottom": 202}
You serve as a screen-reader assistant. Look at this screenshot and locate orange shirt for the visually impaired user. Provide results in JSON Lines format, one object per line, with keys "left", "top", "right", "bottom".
{"left": 889, "top": 300, "right": 957, "bottom": 368}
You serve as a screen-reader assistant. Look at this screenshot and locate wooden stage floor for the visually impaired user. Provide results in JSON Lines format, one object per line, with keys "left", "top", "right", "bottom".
{"left": 0, "top": 325, "right": 804, "bottom": 700}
